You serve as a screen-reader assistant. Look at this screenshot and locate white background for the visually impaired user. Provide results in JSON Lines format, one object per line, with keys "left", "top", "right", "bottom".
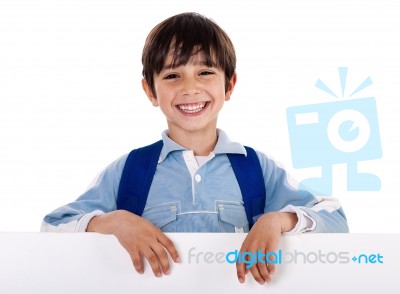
{"left": 1, "top": 0, "right": 399, "bottom": 232}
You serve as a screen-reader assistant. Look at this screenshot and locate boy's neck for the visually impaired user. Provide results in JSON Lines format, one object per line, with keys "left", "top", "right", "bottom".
{"left": 167, "top": 127, "right": 218, "bottom": 156}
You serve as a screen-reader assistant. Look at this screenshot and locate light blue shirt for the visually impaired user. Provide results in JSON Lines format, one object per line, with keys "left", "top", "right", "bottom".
{"left": 42, "top": 130, "right": 348, "bottom": 234}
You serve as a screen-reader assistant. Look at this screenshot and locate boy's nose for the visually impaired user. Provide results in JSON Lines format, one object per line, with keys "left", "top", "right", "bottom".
{"left": 181, "top": 78, "right": 202, "bottom": 96}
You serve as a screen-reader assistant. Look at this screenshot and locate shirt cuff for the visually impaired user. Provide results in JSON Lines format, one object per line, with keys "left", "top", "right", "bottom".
{"left": 78, "top": 210, "right": 105, "bottom": 232}
{"left": 279, "top": 205, "right": 316, "bottom": 234}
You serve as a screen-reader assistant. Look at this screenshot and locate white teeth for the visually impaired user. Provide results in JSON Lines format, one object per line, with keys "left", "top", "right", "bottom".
{"left": 178, "top": 102, "right": 206, "bottom": 113}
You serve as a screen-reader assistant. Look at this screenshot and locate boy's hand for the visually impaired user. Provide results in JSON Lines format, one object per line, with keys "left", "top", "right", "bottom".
{"left": 237, "top": 212, "right": 297, "bottom": 285}
{"left": 87, "top": 210, "right": 180, "bottom": 277}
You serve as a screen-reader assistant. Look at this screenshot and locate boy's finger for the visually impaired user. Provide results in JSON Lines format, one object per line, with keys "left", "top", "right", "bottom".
{"left": 257, "top": 262, "right": 271, "bottom": 283}
{"left": 131, "top": 249, "right": 145, "bottom": 274}
{"left": 157, "top": 233, "right": 181, "bottom": 263}
{"left": 268, "top": 263, "right": 276, "bottom": 275}
{"left": 236, "top": 261, "right": 246, "bottom": 283}
{"left": 151, "top": 243, "right": 171, "bottom": 275}
{"left": 249, "top": 263, "right": 265, "bottom": 285}
{"left": 142, "top": 247, "right": 163, "bottom": 277}
{"left": 265, "top": 243, "right": 278, "bottom": 275}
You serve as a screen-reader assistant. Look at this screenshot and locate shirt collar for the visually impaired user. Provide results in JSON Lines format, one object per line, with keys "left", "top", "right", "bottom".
{"left": 159, "top": 129, "right": 247, "bottom": 163}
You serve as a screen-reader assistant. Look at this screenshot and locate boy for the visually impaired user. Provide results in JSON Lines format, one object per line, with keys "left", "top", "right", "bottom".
{"left": 41, "top": 12, "right": 348, "bottom": 285}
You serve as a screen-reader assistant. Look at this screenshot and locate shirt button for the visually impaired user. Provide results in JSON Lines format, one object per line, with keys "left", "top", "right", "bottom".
{"left": 195, "top": 174, "right": 202, "bottom": 183}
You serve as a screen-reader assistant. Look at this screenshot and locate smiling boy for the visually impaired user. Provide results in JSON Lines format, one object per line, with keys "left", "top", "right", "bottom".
{"left": 41, "top": 12, "right": 348, "bottom": 285}
{"left": 145, "top": 49, "right": 230, "bottom": 153}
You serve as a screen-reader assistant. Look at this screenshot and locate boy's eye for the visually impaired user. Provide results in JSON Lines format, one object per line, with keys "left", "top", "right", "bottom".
{"left": 199, "top": 71, "right": 214, "bottom": 76}
{"left": 164, "top": 73, "right": 179, "bottom": 79}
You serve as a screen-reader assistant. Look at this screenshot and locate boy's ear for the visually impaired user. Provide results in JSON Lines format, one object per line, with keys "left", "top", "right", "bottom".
{"left": 225, "top": 73, "right": 237, "bottom": 101}
{"left": 141, "top": 78, "right": 159, "bottom": 107}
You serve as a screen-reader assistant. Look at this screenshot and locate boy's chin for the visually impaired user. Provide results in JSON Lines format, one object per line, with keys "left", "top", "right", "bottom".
{"left": 167, "top": 121, "right": 219, "bottom": 135}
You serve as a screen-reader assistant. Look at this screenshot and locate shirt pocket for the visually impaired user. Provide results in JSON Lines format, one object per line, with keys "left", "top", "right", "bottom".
{"left": 216, "top": 201, "right": 249, "bottom": 233}
{"left": 142, "top": 202, "right": 178, "bottom": 232}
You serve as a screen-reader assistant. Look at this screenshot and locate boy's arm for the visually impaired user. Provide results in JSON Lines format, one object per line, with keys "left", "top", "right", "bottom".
{"left": 40, "top": 154, "right": 128, "bottom": 232}
{"left": 236, "top": 151, "right": 349, "bottom": 284}
{"left": 257, "top": 151, "right": 349, "bottom": 234}
{"left": 41, "top": 153, "right": 179, "bottom": 277}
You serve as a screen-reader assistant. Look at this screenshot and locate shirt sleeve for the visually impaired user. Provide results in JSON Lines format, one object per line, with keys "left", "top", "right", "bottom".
{"left": 256, "top": 151, "right": 349, "bottom": 234}
{"left": 40, "top": 154, "right": 128, "bottom": 232}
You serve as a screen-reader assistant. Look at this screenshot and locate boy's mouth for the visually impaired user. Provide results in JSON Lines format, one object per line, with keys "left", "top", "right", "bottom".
{"left": 177, "top": 101, "right": 208, "bottom": 114}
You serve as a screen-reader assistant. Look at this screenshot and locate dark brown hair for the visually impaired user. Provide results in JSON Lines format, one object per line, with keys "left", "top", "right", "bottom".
{"left": 142, "top": 12, "right": 236, "bottom": 96}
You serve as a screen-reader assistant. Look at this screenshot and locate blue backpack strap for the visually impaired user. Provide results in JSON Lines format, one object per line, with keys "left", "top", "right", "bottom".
{"left": 116, "top": 140, "right": 163, "bottom": 215}
{"left": 227, "top": 146, "right": 266, "bottom": 228}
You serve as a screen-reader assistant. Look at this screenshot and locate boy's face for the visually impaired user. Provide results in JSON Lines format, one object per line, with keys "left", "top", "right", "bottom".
{"left": 142, "top": 50, "right": 236, "bottom": 137}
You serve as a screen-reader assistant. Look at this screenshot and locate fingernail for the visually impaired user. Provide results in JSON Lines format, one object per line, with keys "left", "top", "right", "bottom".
{"left": 165, "top": 269, "right": 171, "bottom": 275}
{"left": 156, "top": 272, "right": 162, "bottom": 277}
{"left": 175, "top": 257, "right": 181, "bottom": 263}
{"left": 239, "top": 277, "right": 245, "bottom": 283}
